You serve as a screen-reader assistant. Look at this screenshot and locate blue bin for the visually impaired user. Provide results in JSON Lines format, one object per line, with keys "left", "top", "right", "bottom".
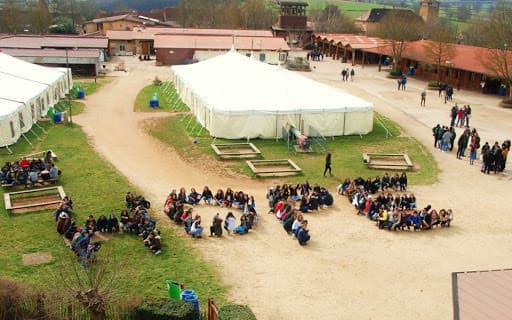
{"left": 77, "top": 90, "right": 85, "bottom": 99}
{"left": 182, "top": 291, "right": 200, "bottom": 317}
{"left": 149, "top": 99, "right": 159, "bottom": 108}
{"left": 54, "top": 112, "right": 62, "bottom": 123}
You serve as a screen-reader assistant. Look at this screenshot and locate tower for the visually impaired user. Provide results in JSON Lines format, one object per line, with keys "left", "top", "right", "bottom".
{"left": 419, "top": 0, "right": 440, "bottom": 24}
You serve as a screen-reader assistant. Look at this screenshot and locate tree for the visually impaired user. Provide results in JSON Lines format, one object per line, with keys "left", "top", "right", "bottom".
{"left": 309, "top": 5, "right": 359, "bottom": 33}
{"left": 0, "top": 0, "right": 24, "bottom": 33}
{"left": 483, "top": 1, "right": 512, "bottom": 98}
{"left": 31, "top": 0, "right": 52, "bottom": 34}
{"left": 424, "top": 24, "right": 456, "bottom": 83}
{"left": 373, "top": 10, "right": 424, "bottom": 73}
{"left": 49, "top": 16, "right": 77, "bottom": 34}
{"left": 456, "top": 5, "right": 472, "bottom": 22}
{"left": 240, "top": 0, "right": 275, "bottom": 29}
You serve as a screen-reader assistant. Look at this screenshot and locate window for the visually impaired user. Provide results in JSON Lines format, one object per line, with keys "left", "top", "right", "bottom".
{"left": 31, "top": 104, "right": 35, "bottom": 120}
{"left": 469, "top": 72, "right": 475, "bottom": 81}
{"left": 119, "top": 44, "right": 126, "bottom": 51}
{"left": 246, "top": 53, "right": 251, "bottom": 57}
{"left": 259, "top": 53, "right": 266, "bottom": 62}
{"left": 279, "top": 53, "right": 287, "bottom": 61}
{"left": 9, "top": 121, "right": 15, "bottom": 138}
{"left": 19, "top": 112, "right": 24, "bottom": 129}
{"left": 455, "top": 70, "right": 460, "bottom": 79}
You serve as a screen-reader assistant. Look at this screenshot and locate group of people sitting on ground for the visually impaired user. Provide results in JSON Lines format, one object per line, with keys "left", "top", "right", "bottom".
{"left": 163, "top": 186, "right": 258, "bottom": 239}
{"left": 339, "top": 175, "right": 453, "bottom": 232}
{"left": 264, "top": 181, "right": 333, "bottom": 246}
{"left": 123, "top": 192, "right": 161, "bottom": 254}
{"left": 337, "top": 172, "right": 408, "bottom": 196}
{"left": 266, "top": 181, "right": 334, "bottom": 215}
{"left": 1, "top": 151, "right": 60, "bottom": 188}
{"left": 432, "top": 125, "right": 510, "bottom": 173}
{"left": 53, "top": 196, "right": 103, "bottom": 267}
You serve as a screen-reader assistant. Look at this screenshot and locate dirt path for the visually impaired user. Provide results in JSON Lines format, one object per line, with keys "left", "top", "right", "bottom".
{"left": 75, "top": 57, "right": 512, "bottom": 320}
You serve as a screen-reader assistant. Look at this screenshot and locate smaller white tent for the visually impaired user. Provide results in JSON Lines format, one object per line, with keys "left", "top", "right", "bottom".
{"left": 0, "top": 53, "right": 71, "bottom": 146}
{"left": 171, "top": 50, "right": 373, "bottom": 139}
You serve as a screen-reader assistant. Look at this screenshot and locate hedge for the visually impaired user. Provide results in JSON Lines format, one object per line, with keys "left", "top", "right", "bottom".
{"left": 218, "top": 304, "right": 256, "bottom": 320}
{"left": 132, "top": 298, "right": 195, "bottom": 320}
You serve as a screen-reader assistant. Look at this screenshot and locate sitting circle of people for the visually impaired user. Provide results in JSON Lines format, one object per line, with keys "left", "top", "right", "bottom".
{"left": 338, "top": 173, "right": 454, "bottom": 232}
{"left": 266, "top": 181, "right": 335, "bottom": 246}
{"left": 1, "top": 151, "right": 60, "bottom": 187}
{"left": 55, "top": 191, "right": 162, "bottom": 268}
{"left": 432, "top": 124, "right": 510, "bottom": 174}
{"left": 163, "top": 186, "right": 258, "bottom": 239}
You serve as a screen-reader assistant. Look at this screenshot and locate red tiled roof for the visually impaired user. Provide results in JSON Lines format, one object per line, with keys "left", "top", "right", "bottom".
{"left": 363, "top": 39, "right": 512, "bottom": 75}
{"left": 314, "top": 33, "right": 390, "bottom": 49}
{"left": 0, "top": 48, "right": 101, "bottom": 58}
{"left": 107, "top": 27, "right": 274, "bottom": 41}
{"left": 154, "top": 34, "right": 290, "bottom": 51}
{"left": 0, "top": 35, "right": 108, "bottom": 49}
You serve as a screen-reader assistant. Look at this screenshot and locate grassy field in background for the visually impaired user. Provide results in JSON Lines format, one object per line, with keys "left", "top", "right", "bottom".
{"left": 134, "top": 82, "right": 188, "bottom": 112}
{"left": 149, "top": 113, "right": 439, "bottom": 189}
{"left": 0, "top": 120, "right": 226, "bottom": 307}
{"left": 308, "top": 0, "right": 392, "bottom": 18}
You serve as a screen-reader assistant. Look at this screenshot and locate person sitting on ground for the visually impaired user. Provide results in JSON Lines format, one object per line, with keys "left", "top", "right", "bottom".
{"left": 85, "top": 215, "right": 97, "bottom": 234}
{"left": 190, "top": 215, "right": 203, "bottom": 238}
{"left": 214, "top": 189, "right": 225, "bottom": 207}
{"left": 108, "top": 214, "right": 119, "bottom": 233}
{"left": 49, "top": 163, "right": 59, "bottom": 179}
{"left": 209, "top": 213, "right": 223, "bottom": 237}
{"left": 187, "top": 188, "right": 201, "bottom": 205}
{"left": 119, "top": 210, "right": 130, "bottom": 232}
{"left": 28, "top": 168, "right": 38, "bottom": 187}
{"left": 148, "top": 230, "right": 162, "bottom": 255}
{"left": 377, "top": 206, "right": 388, "bottom": 229}
{"left": 182, "top": 210, "right": 193, "bottom": 234}
{"left": 406, "top": 211, "right": 422, "bottom": 231}
{"left": 381, "top": 173, "right": 391, "bottom": 191}
{"left": 299, "top": 193, "right": 311, "bottom": 213}
{"left": 235, "top": 215, "right": 251, "bottom": 235}
{"left": 283, "top": 211, "right": 296, "bottom": 234}
{"left": 224, "top": 188, "right": 234, "bottom": 207}
{"left": 389, "top": 208, "right": 402, "bottom": 231}
{"left": 441, "top": 209, "right": 453, "bottom": 227}
{"left": 96, "top": 214, "right": 108, "bottom": 233}
{"left": 297, "top": 220, "right": 311, "bottom": 246}
{"left": 224, "top": 212, "right": 237, "bottom": 234}
{"left": 292, "top": 214, "right": 304, "bottom": 236}
{"left": 337, "top": 178, "right": 351, "bottom": 195}
{"left": 430, "top": 209, "right": 440, "bottom": 228}
{"left": 201, "top": 186, "right": 213, "bottom": 205}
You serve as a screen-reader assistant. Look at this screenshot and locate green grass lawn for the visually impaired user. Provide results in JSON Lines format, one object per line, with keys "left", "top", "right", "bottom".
{"left": 53, "top": 100, "right": 85, "bottom": 116}
{"left": 73, "top": 78, "right": 112, "bottom": 97}
{"left": 0, "top": 123, "right": 226, "bottom": 309}
{"left": 134, "top": 82, "right": 189, "bottom": 112}
{"left": 149, "top": 113, "right": 438, "bottom": 190}
{"left": 308, "top": 0, "right": 392, "bottom": 18}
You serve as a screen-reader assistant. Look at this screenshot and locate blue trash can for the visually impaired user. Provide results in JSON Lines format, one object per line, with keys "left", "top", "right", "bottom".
{"left": 149, "top": 99, "right": 159, "bottom": 108}
{"left": 54, "top": 112, "right": 62, "bottom": 123}
{"left": 77, "top": 90, "right": 85, "bottom": 99}
{"left": 498, "top": 86, "right": 506, "bottom": 96}
{"left": 181, "top": 290, "right": 199, "bottom": 317}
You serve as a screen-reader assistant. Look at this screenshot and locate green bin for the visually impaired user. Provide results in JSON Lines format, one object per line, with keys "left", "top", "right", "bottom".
{"left": 166, "top": 280, "right": 182, "bottom": 299}
{"left": 47, "top": 107, "right": 55, "bottom": 120}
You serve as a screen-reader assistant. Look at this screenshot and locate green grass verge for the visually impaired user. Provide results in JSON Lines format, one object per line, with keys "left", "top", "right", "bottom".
{"left": 149, "top": 113, "right": 438, "bottom": 189}
{"left": 134, "top": 82, "right": 189, "bottom": 112}
{"left": 0, "top": 123, "right": 226, "bottom": 307}
{"left": 308, "top": 1, "right": 392, "bottom": 18}
{"left": 53, "top": 100, "right": 85, "bottom": 116}
{"left": 73, "top": 78, "right": 112, "bottom": 97}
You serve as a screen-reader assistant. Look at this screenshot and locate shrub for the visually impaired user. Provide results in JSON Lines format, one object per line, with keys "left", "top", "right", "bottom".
{"left": 132, "top": 298, "right": 195, "bottom": 320}
{"left": 0, "top": 278, "right": 45, "bottom": 319}
{"left": 218, "top": 304, "right": 256, "bottom": 320}
{"left": 153, "top": 76, "right": 163, "bottom": 86}
{"left": 428, "top": 80, "right": 439, "bottom": 87}
{"left": 389, "top": 69, "right": 402, "bottom": 77}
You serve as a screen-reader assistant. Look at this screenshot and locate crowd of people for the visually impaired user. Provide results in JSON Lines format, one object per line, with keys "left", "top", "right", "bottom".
{"left": 432, "top": 124, "right": 510, "bottom": 173}
{"left": 337, "top": 172, "right": 408, "bottom": 196}
{"left": 163, "top": 187, "right": 258, "bottom": 238}
{"left": 54, "top": 191, "right": 161, "bottom": 267}
{"left": 265, "top": 181, "right": 334, "bottom": 246}
{"left": 1, "top": 151, "right": 60, "bottom": 187}
{"left": 339, "top": 175, "right": 453, "bottom": 232}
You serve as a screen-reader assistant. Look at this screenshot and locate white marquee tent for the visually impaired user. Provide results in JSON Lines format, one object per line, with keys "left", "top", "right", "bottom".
{"left": 0, "top": 52, "right": 70, "bottom": 146}
{"left": 171, "top": 50, "right": 373, "bottom": 139}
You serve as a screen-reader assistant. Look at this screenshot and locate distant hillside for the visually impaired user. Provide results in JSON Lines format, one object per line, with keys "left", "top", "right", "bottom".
{"left": 96, "top": 0, "right": 179, "bottom": 12}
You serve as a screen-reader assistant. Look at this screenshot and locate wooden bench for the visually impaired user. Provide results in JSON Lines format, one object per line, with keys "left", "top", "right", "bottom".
{"left": 246, "top": 159, "right": 302, "bottom": 176}
{"left": 363, "top": 153, "right": 413, "bottom": 171}
{"left": 4, "top": 186, "right": 66, "bottom": 213}
{"left": 211, "top": 143, "right": 262, "bottom": 159}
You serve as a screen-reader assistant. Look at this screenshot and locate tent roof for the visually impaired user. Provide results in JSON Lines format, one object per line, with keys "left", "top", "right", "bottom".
{"left": 0, "top": 52, "right": 67, "bottom": 85}
{"left": 0, "top": 72, "right": 48, "bottom": 104}
{"left": 171, "top": 50, "right": 373, "bottom": 114}
{"left": 0, "top": 97, "right": 23, "bottom": 120}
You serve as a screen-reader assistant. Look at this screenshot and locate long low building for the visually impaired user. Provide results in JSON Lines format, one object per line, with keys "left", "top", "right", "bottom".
{"left": 172, "top": 50, "right": 373, "bottom": 139}
{"left": 155, "top": 34, "right": 289, "bottom": 65}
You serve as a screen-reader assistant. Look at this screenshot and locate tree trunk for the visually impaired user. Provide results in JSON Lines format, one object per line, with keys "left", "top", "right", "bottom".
{"left": 90, "top": 310, "right": 106, "bottom": 320}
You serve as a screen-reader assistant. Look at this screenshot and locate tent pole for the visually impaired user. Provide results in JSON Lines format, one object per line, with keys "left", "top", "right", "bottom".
{"left": 29, "top": 128, "right": 42, "bottom": 141}
{"left": 34, "top": 122, "right": 48, "bottom": 134}
{"left": 342, "top": 112, "right": 346, "bottom": 136}
{"left": 21, "top": 133, "right": 33, "bottom": 147}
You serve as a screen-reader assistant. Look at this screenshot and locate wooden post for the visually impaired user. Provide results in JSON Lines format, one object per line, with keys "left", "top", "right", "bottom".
{"left": 362, "top": 51, "right": 366, "bottom": 69}
{"left": 352, "top": 49, "right": 356, "bottom": 66}
{"left": 378, "top": 54, "right": 382, "bottom": 72}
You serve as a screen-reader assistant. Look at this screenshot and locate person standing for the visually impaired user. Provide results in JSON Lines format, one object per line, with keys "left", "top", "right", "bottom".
{"left": 341, "top": 69, "right": 347, "bottom": 81}
{"left": 323, "top": 153, "right": 332, "bottom": 177}
{"left": 420, "top": 90, "right": 426, "bottom": 106}
{"left": 465, "top": 105, "right": 471, "bottom": 127}
{"left": 350, "top": 68, "right": 355, "bottom": 81}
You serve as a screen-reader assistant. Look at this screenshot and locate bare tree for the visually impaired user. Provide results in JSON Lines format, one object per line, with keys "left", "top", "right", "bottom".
{"left": 309, "top": 5, "right": 358, "bottom": 33}
{"left": 31, "top": 0, "right": 52, "bottom": 34}
{"left": 0, "top": 0, "right": 24, "bottom": 33}
{"left": 372, "top": 10, "right": 423, "bottom": 73}
{"left": 483, "top": 1, "right": 512, "bottom": 98}
{"left": 240, "top": 0, "right": 275, "bottom": 29}
{"left": 424, "top": 24, "right": 456, "bottom": 83}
